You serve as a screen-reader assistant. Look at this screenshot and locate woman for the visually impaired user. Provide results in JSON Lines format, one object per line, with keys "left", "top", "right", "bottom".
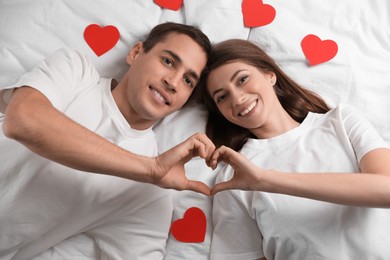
{"left": 199, "top": 39, "right": 390, "bottom": 260}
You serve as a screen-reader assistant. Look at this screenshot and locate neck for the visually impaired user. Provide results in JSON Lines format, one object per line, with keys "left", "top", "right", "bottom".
{"left": 111, "top": 77, "right": 156, "bottom": 131}
{"left": 250, "top": 105, "right": 300, "bottom": 139}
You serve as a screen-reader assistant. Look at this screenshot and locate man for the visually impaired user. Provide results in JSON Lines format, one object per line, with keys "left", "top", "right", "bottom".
{"left": 0, "top": 22, "right": 213, "bottom": 259}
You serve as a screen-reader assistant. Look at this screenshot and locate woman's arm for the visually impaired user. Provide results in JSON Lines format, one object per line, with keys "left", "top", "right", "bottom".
{"left": 209, "top": 146, "right": 390, "bottom": 207}
{"left": 3, "top": 86, "right": 213, "bottom": 194}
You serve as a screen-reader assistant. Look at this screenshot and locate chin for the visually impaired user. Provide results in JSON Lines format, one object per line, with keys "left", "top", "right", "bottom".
{"left": 238, "top": 120, "right": 260, "bottom": 130}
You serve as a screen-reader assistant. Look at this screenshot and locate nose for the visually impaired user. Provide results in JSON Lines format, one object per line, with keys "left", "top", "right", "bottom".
{"left": 231, "top": 88, "right": 246, "bottom": 106}
{"left": 163, "top": 72, "right": 181, "bottom": 93}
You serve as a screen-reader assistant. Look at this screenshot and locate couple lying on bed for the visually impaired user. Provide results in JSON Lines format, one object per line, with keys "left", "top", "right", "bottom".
{"left": 1, "top": 22, "right": 390, "bottom": 260}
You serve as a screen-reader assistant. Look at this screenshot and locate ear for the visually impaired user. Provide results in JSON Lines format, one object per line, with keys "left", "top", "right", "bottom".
{"left": 126, "top": 42, "right": 143, "bottom": 65}
{"left": 266, "top": 71, "right": 277, "bottom": 85}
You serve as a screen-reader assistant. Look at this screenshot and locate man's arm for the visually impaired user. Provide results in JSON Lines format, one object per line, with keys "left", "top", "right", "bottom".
{"left": 3, "top": 86, "right": 213, "bottom": 194}
{"left": 3, "top": 86, "right": 155, "bottom": 181}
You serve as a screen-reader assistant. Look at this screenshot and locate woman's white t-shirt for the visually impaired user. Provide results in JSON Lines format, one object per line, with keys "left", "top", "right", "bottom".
{"left": 211, "top": 105, "right": 390, "bottom": 260}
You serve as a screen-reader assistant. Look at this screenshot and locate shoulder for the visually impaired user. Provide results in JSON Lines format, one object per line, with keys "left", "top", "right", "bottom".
{"left": 48, "top": 47, "right": 94, "bottom": 68}
{"left": 316, "top": 103, "right": 361, "bottom": 123}
{"left": 333, "top": 103, "right": 359, "bottom": 116}
{"left": 331, "top": 103, "right": 369, "bottom": 126}
{"left": 322, "top": 103, "right": 355, "bottom": 115}
{"left": 306, "top": 103, "right": 371, "bottom": 137}
{"left": 46, "top": 47, "right": 99, "bottom": 82}
{"left": 315, "top": 103, "right": 373, "bottom": 135}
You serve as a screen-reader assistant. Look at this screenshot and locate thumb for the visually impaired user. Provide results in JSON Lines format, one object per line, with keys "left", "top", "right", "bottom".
{"left": 211, "top": 180, "right": 235, "bottom": 196}
{"left": 186, "top": 180, "right": 211, "bottom": 196}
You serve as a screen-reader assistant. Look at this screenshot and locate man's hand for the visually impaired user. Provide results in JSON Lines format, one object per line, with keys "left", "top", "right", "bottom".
{"left": 151, "top": 133, "right": 215, "bottom": 195}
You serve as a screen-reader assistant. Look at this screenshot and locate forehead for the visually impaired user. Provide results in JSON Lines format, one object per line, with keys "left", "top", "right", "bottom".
{"left": 207, "top": 61, "right": 255, "bottom": 90}
{"left": 208, "top": 61, "right": 247, "bottom": 81}
{"left": 212, "top": 61, "right": 252, "bottom": 73}
{"left": 151, "top": 33, "right": 207, "bottom": 75}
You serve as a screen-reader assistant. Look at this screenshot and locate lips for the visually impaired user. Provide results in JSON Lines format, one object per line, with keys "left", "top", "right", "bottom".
{"left": 149, "top": 86, "right": 170, "bottom": 105}
{"left": 239, "top": 100, "right": 257, "bottom": 116}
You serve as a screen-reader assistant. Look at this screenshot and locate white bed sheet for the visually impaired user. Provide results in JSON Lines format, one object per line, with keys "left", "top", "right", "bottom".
{"left": 1, "top": 0, "right": 389, "bottom": 259}
{"left": 247, "top": 0, "right": 390, "bottom": 144}
{"left": 0, "top": 0, "right": 247, "bottom": 259}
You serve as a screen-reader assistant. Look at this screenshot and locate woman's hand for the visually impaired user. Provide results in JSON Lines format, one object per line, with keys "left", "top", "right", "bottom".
{"left": 210, "top": 145, "right": 390, "bottom": 207}
{"left": 151, "top": 133, "right": 215, "bottom": 195}
{"left": 209, "top": 145, "right": 267, "bottom": 195}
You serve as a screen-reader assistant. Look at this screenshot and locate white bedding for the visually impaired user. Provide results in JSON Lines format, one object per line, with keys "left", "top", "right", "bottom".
{"left": 1, "top": 0, "right": 389, "bottom": 259}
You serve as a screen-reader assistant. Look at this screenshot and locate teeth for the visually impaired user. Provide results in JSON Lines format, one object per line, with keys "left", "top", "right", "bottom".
{"left": 152, "top": 89, "right": 168, "bottom": 104}
{"left": 240, "top": 101, "right": 256, "bottom": 116}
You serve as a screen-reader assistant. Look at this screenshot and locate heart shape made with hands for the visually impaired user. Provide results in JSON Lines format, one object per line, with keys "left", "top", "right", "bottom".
{"left": 154, "top": 0, "right": 183, "bottom": 11}
{"left": 242, "top": 0, "right": 276, "bottom": 27}
{"left": 170, "top": 207, "right": 206, "bottom": 243}
{"left": 84, "top": 24, "right": 120, "bottom": 57}
{"left": 301, "top": 34, "right": 338, "bottom": 66}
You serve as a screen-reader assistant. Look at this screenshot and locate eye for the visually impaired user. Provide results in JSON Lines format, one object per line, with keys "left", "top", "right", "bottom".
{"left": 238, "top": 75, "right": 248, "bottom": 85}
{"left": 162, "top": 57, "right": 174, "bottom": 67}
{"left": 215, "top": 93, "right": 227, "bottom": 104}
{"left": 183, "top": 77, "right": 194, "bottom": 88}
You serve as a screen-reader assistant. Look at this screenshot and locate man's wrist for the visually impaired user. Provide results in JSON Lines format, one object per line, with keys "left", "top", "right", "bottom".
{"left": 147, "top": 156, "right": 162, "bottom": 185}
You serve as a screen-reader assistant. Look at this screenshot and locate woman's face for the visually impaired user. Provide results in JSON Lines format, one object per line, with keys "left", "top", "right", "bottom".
{"left": 207, "top": 61, "right": 277, "bottom": 130}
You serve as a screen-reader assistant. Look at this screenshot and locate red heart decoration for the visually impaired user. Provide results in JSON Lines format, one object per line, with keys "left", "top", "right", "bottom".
{"left": 154, "top": 0, "right": 183, "bottom": 11}
{"left": 301, "top": 34, "right": 338, "bottom": 66}
{"left": 242, "top": 0, "right": 276, "bottom": 27}
{"left": 84, "top": 24, "right": 120, "bottom": 57}
{"left": 170, "top": 207, "right": 206, "bottom": 243}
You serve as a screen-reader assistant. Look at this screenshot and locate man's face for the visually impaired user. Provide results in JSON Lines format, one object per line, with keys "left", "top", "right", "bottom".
{"left": 123, "top": 33, "right": 207, "bottom": 129}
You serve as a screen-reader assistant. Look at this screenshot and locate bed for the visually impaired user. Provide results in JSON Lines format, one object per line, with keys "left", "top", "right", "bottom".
{"left": 1, "top": 0, "right": 389, "bottom": 259}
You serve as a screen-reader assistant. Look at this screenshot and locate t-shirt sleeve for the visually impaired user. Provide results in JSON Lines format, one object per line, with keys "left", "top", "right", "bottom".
{"left": 340, "top": 104, "right": 390, "bottom": 163}
{"left": 210, "top": 166, "right": 264, "bottom": 260}
{"left": 0, "top": 47, "right": 99, "bottom": 112}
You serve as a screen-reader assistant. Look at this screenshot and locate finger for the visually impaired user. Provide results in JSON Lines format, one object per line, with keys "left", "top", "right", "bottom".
{"left": 210, "top": 152, "right": 222, "bottom": 170}
{"left": 175, "top": 135, "right": 207, "bottom": 164}
{"left": 210, "top": 146, "right": 231, "bottom": 169}
{"left": 185, "top": 180, "right": 211, "bottom": 196}
{"left": 217, "top": 146, "right": 244, "bottom": 168}
{"left": 211, "top": 180, "right": 235, "bottom": 195}
{"left": 201, "top": 135, "right": 216, "bottom": 161}
{"left": 193, "top": 133, "right": 215, "bottom": 160}
{"left": 209, "top": 147, "right": 221, "bottom": 168}
{"left": 192, "top": 138, "right": 207, "bottom": 159}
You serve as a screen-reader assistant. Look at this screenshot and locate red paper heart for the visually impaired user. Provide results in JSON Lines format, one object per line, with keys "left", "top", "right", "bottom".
{"left": 242, "top": 0, "right": 276, "bottom": 27}
{"left": 170, "top": 207, "right": 206, "bottom": 243}
{"left": 301, "top": 34, "right": 338, "bottom": 66}
{"left": 84, "top": 24, "right": 120, "bottom": 57}
{"left": 154, "top": 0, "right": 183, "bottom": 11}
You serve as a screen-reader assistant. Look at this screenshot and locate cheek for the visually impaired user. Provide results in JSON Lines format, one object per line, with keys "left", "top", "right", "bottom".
{"left": 217, "top": 104, "right": 232, "bottom": 120}
{"left": 174, "top": 89, "right": 193, "bottom": 106}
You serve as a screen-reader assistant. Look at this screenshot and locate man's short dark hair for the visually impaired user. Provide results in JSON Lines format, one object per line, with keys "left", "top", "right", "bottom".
{"left": 142, "top": 22, "right": 211, "bottom": 61}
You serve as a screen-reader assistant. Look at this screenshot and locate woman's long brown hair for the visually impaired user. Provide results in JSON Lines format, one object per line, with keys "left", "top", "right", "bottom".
{"left": 196, "top": 39, "right": 330, "bottom": 151}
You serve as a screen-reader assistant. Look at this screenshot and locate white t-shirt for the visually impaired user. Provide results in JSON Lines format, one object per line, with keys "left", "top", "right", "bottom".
{"left": 211, "top": 105, "right": 390, "bottom": 260}
{"left": 0, "top": 48, "right": 172, "bottom": 260}
{"left": 154, "top": 101, "right": 219, "bottom": 260}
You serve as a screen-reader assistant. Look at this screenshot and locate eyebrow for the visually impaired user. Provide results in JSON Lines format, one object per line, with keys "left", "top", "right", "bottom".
{"left": 162, "top": 50, "right": 200, "bottom": 82}
{"left": 211, "top": 69, "right": 247, "bottom": 97}
{"left": 211, "top": 88, "right": 224, "bottom": 99}
{"left": 230, "top": 69, "right": 246, "bottom": 82}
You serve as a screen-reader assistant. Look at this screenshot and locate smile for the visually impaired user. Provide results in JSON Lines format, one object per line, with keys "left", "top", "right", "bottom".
{"left": 239, "top": 100, "right": 257, "bottom": 116}
{"left": 150, "top": 86, "right": 170, "bottom": 105}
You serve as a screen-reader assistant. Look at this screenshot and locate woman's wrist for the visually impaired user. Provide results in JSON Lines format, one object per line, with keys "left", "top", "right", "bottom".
{"left": 254, "top": 169, "right": 277, "bottom": 192}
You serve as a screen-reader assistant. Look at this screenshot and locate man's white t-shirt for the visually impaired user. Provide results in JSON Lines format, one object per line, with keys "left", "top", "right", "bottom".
{"left": 211, "top": 105, "right": 390, "bottom": 260}
{"left": 0, "top": 48, "right": 172, "bottom": 259}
